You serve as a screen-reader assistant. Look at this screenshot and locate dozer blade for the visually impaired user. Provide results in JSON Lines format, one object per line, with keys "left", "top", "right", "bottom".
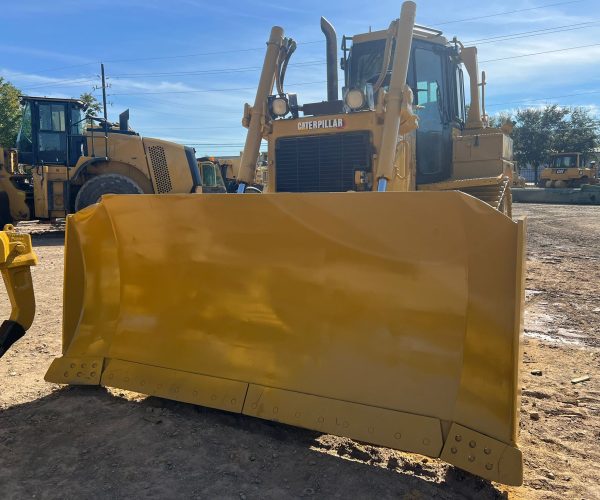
{"left": 0, "top": 225, "right": 37, "bottom": 359}
{"left": 46, "top": 192, "right": 525, "bottom": 485}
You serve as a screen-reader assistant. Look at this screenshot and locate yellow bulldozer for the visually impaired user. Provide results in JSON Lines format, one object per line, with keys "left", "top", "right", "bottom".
{"left": 0, "top": 95, "right": 225, "bottom": 225}
{"left": 1, "top": 1, "right": 525, "bottom": 486}
{"left": 537, "top": 152, "right": 599, "bottom": 188}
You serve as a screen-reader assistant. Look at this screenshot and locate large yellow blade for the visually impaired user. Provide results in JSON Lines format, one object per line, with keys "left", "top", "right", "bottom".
{"left": 46, "top": 192, "right": 525, "bottom": 485}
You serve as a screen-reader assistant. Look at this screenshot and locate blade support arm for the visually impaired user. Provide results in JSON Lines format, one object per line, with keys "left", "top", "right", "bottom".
{"left": 0, "top": 224, "right": 38, "bottom": 359}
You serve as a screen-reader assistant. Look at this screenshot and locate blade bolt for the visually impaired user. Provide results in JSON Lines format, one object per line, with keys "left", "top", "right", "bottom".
{"left": 468, "top": 455, "right": 475, "bottom": 462}
{"left": 485, "top": 463, "right": 493, "bottom": 470}
{"left": 450, "top": 447, "right": 457, "bottom": 454}
{"left": 455, "top": 435, "right": 462, "bottom": 442}
{"left": 469, "top": 440, "right": 476, "bottom": 448}
{"left": 484, "top": 447, "right": 491, "bottom": 455}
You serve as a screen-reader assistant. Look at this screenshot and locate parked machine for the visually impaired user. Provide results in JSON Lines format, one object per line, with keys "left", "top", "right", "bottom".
{"left": 538, "top": 152, "right": 598, "bottom": 188}
{"left": 0, "top": 96, "right": 225, "bottom": 225}
{"left": 1, "top": 1, "right": 524, "bottom": 486}
{"left": 234, "top": 12, "right": 515, "bottom": 214}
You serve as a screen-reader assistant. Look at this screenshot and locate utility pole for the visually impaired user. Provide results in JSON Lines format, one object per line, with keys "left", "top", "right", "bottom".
{"left": 101, "top": 63, "right": 109, "bottom": 158}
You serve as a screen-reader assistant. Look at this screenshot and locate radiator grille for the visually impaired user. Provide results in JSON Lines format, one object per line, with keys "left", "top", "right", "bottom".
{"left": 275, "top": 132, "right": 372, "bottom": 192}
{"left": 148, "top": 145, "right": 172, "bottom": 193}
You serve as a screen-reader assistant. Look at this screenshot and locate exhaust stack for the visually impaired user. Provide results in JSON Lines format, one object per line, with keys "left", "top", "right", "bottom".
{"left": 119, "top": 109, "right": 130, "bottom": 131}
{"left": 320, "top": 17, "right": 339, "bottom": 102}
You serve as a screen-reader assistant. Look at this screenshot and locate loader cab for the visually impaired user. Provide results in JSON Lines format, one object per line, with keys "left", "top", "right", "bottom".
{"left": 550, "top": 153, "right": 579, "bottom": 169}
{"left": 16, "top": 96, "right": 86, "bottom": 168}
{"left": 196, "top": 158, "right": 227, "bottom": 193}
{"left": 343, "top": 28, "right": 466, "bottom": 184}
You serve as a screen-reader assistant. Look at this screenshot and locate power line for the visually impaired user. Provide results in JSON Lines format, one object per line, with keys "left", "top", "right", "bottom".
{"left": 109, "top": 80, "right": 327, "bottom": 96}
{"left": 480, "top": 42, "right": 600, "bottom": 63}
{"left": 7, "top": 1, "right": 584, "bottom": 79}
{"left": 4, "top": 39, "right": 325, "bottom": 80}
{"left": 13, "top": 40, "right": 324, "bottom": 77}
{"left": 434, "top": 0, "right": 584, "bottom": 26}
{"left": 104, "top": 41, "right": 324, "bottom": 64}
{"left": 17, "top": 60, "right": 326, "bottom": 92}
{"left": 20, "top": 27, "right": 599, "bottom": 91}
{"left": 6, "top": 62, "right": 99, "bottom": 77}
{"left": 110, "top": 59, "right": 326, "bottom": 79}
{"left": 21, "top": 77, "right": 97, "bottom": 91}
{"left": 465, "top": 20, "right": 600, "bottom": 45}
{"left": 143, "top": 126, "right": 241, "bottom": 130}
{"left": 488, "top": 90, "right": 600, "bottom": 107}
{"left": 109, "top": 42, "right": 600, "bottom": 96}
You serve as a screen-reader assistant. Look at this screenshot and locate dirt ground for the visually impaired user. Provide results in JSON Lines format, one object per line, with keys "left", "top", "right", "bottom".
{"left": 0, "top": 204, "right": 598, "bottom": 500}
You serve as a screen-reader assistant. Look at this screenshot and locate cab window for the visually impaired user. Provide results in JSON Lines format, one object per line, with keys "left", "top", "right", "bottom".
{"left": 415, "top": 48, "right": 443, "bottom": 106}
{"left": 39, "top": 104, "right": 65, "bottom": 132}
{"left": 201, "top": 163, "right": 217, "bottom": 187}
{"left": 552, "top": 155, "right": 577, "bottom": 168}
{"left": 70, "top": 107, "right": 84, "bottom": 135}
{"left": 38, "top": 103, "right": 67, "bottom": 159}
{"left": 17, "top": 103, "right": 33, "bottom": 153}
{"left": 455, "top": 65, "right": 466, "bottom": 124}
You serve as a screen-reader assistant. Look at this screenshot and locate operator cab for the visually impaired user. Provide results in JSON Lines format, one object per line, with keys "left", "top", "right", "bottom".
{"left": 550, "top": 153, "right": 580, "bottom": 169}
{"left": 17, "top": 96, "right": 87, "bottom": 168}
{"left": 343, "top": 26, "right": 466, "bottom": 184}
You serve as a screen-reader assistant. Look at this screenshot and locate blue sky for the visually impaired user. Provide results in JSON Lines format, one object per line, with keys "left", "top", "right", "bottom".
{"left": 2, "top": 0, "right": 600, "bottom": 156}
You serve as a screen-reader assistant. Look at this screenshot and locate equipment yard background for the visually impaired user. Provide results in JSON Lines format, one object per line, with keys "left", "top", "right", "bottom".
{"left": 1, "top": 204, "right": 598, "bottom": 500}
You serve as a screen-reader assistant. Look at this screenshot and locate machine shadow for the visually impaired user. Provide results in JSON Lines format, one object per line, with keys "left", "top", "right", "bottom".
{"left": 30, "top": 233, "right": 65, "bottom": 247}
{"left": 0, "top": 386, "right": 508, "bottom": 499}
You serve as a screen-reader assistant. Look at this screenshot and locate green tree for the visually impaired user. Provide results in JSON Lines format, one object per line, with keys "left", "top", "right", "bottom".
{"left": 490, "top": 105, "right": 599, "bottom": 174}
{"left": 488, "top": 112, "right": 513, "bottom": 129}
{"left": 0, "top": 78, "right": 22, "bottom": 147}
{"left": 511, "top": 105, "right": 570, "bottom": 170}
{"left": 79, "top": 92, "right": 102, "bottom": 117}
{"left": 552, "top": 107, "right": 599, "bottom": 163}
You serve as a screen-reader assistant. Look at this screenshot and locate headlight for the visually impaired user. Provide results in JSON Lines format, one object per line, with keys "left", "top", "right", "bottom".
{"left": 345, "top": 89, "right": 365, "bottom": 110}
{"left": 270, "top": 96, "right": 289, "bottom": 117}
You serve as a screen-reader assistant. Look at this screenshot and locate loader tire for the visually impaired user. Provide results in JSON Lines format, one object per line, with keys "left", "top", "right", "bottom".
{"left": 75, "top": 174, "right": 143, "bottom": 212}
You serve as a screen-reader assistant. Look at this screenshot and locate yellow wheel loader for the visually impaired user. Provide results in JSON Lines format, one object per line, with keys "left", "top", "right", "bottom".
{"left": 537, "top": 152, "right": 599, "bottom": 188}
{"left": 2, "top": 1, "right": 525, "bottom": 485}
{"left": 0, "top": 96, "right": 225, "bottom": 226}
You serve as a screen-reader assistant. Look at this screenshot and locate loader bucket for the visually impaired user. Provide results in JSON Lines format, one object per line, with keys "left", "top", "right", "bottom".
{"left": 46, "top": 192, "right": 525, "bottom": 485}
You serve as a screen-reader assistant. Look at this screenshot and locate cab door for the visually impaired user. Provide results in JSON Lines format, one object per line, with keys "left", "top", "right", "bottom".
{"left": 37, "top": 102, "right": 68, "bottom": 164}
{"left": 409, "top": 41, "right": 453, "bottom": 185}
